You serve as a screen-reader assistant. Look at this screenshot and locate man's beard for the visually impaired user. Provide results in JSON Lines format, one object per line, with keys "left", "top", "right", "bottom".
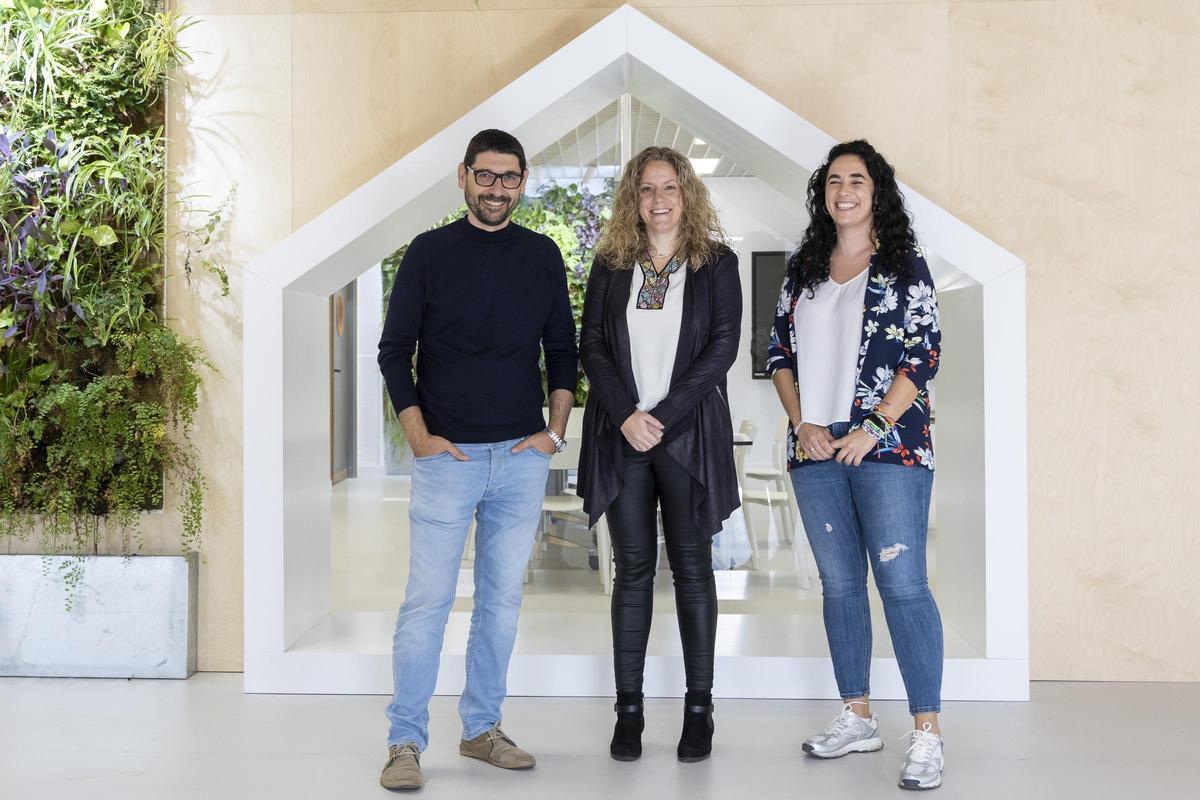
{"left": 466, "top": 192, "right": 515, "bottom": 226}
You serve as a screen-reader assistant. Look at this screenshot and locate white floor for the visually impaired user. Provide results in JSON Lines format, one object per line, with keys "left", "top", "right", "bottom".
{"left": 326, "top": 476, "right": 981, "bottom": 662}
{"left": 2, "top": 673, "right": 1194, "bottom": 799}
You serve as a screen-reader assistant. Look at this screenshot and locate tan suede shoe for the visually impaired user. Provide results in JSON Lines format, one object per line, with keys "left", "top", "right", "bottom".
{"left": 380, "top": 742, "right": 423, "bottom": 790}
{"left": 459, "top": 726, "right": 536, "bottom": 769}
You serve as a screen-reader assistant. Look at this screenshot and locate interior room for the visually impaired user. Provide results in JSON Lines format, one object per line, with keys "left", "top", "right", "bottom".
{"left": 7, "top": 2, "right": 1195, "bottom": 798}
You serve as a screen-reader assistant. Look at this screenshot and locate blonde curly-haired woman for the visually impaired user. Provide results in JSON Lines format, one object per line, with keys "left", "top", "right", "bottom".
{"left": 577, "top": 146, "right": 741, "bottom": 764}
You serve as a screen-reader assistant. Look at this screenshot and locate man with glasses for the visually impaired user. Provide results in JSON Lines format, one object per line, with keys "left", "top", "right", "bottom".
{"left": 378, "top": 129, "right": 577, "bottom": 790}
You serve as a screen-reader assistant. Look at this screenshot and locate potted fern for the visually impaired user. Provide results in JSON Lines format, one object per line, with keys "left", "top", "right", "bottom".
{"left": 0, "top": 0, "right": 223, "bottom": 678}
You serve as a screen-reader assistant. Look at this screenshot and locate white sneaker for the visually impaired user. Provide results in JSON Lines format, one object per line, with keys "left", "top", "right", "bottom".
{"left": 898, "top": 723, "right": 943, "bottom": 790}
{"left": 802, "top": 704, "right": 883, "bottom": 758}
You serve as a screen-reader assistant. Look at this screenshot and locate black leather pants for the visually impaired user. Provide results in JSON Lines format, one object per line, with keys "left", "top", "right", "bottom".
{"left": 605, "top": 442, "right": 718, "bottom": 693}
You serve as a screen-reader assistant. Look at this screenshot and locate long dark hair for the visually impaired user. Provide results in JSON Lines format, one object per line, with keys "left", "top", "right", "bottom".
{"left": 787, "top": 139, "right": 915, "bottom": 295}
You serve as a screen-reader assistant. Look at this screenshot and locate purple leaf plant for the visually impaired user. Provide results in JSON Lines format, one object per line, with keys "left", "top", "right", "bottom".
{"left": 1, "top": 128, "right": 81, "bottom": 341}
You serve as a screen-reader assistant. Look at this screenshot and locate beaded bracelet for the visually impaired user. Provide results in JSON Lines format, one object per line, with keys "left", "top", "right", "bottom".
{"left": 860, "top": 416, "right": 889, "bottom": 443}
{"left": 869, "top": 409, "right": 896, "bottom": 429}
{"left": 859, "top": 409, "right": 898, "bottom": 443}
{"left": 867, "top": 410, "right": 896, "bottom": 433}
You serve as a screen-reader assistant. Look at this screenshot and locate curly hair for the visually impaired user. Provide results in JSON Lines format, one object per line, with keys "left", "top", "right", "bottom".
{"left": 594, "top": 146, "right": 726, "bottom": 271}
{"left": 787, "top": 139, "right": 916, "bottom": 296}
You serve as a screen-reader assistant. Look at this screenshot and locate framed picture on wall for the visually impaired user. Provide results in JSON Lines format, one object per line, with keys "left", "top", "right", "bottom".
{"left": 751, "top": 251, "right": 788, "bottom": 379}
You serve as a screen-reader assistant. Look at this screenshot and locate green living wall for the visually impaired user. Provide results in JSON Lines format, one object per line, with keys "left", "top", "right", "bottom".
{"left": 0, "top": 0, "right": 222, "bottom": 559}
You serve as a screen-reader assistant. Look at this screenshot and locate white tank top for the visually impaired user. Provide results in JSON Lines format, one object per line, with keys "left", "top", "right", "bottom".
{"left": 794, "top": 268, "right": 868, "bottom": 426}
{"left": 627, "top": 265, "right": 687, "bottom": 412}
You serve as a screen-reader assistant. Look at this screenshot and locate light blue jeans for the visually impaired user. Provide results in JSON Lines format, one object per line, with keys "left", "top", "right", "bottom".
{"left": 386, "top": 438, "right": 551, "bottom": 750}
{"left": 790, "top": 422, "right": 943, "bottom": 714}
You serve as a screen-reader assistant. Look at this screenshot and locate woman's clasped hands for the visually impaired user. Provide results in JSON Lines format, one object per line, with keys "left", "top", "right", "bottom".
{"left": 621, "top": 410, "right": 664, "bottom": 452}
{"left": 795, "top": 422, "right": 878, "bottom": 466}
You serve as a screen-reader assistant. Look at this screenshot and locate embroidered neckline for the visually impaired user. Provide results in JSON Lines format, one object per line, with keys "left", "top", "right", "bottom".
{"left": 636, "top": 254, "right": 685, "bottom": 310}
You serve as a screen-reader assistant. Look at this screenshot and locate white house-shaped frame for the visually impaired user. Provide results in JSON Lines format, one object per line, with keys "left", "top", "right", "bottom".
{"left": 243, "top": 4, "right": 1027, "bottom": 699}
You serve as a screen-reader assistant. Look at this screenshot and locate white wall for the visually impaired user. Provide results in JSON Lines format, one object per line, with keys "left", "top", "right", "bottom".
{"left": 935, "top": 285, "right": 987, "bottom": 655}
{"left": 354, "top": 265, "right": 385, "bottom": 477}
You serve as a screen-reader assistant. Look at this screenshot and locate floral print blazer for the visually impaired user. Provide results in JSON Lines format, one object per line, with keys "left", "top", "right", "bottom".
{"left": 766, "top": 246, "right": 941, "bottom": 471}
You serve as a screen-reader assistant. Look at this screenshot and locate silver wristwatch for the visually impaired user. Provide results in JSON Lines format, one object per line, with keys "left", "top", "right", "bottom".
{"left": 543, "top": 428, "right": 567, "bottom": 453}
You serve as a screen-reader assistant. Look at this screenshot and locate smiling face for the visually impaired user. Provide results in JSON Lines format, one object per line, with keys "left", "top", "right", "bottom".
{"left": 824, "top": 154, "right": 875, "bottom": 232}
{"left": 637, "top": 160, "right": 683, "bottom": 240}
{"left": 457, "top": 150, "right": 526, "bottom": 230}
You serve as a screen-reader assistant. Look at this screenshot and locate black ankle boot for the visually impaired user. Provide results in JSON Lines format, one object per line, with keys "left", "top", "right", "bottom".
{"left": 677, "top": 690, "right": 714, "bottom": 762}
{"left": 610, "top": 691, "right": 645, "bottom": 761}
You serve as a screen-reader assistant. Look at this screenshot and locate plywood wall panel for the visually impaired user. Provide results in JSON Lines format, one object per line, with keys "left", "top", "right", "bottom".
{"left": 639, "top": 3, "right": 952, "bottom": 207}
{"left": 161, "top": 14, "right": 295, "bottom": 670}
{"left": 950, "top": 0, "right": 1200, "bottom": 681}
{"left": 632, "top": 1, "right": 930, "bottom": 7}
{"left": 291, "top": 8, "right": 610, "bottom": 227}
{"left": 183, "top": 1, "right": 929, "bottom": 12}
{"left": 292, "top": 1, "right": 620, "bottom": 11}
{"left": 161, "top": 0, "right": 1200, "bottom": 676}
{"left": 180, "top": 1, "right": 297, "bottom": 14}
{"left": 181, "top": 2, "right": 618, "bottom": 14}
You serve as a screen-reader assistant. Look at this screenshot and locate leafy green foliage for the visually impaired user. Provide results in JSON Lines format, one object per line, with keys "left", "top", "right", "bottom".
{"left": 1, "top": 1, "right": 190, "bottom": 139}
{"left": 1, "top": 1, "right": 223, "bottom": 563}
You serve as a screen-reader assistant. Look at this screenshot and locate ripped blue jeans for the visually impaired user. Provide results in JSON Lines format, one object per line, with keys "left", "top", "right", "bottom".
{"left": 790, "top": 422, "right": 943, "bottom": 714}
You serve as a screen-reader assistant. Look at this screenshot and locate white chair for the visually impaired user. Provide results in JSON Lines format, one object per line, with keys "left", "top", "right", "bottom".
{"left": 594, "top": 511, "right": 614, "bottom": 596}
{"left": 732, "top": 420, "right": 765, "bottom": 570}
{"left": 529, "top": 418, "right": 615, "bottom": 595}
{"left": 735, "top": 419, "right": 813, "bottom": 588}
{"left": 745, "top": 417, "right": 818, "bottom": 589}
{"left": 743, "top": 416, "right": 795, "bottom": 544}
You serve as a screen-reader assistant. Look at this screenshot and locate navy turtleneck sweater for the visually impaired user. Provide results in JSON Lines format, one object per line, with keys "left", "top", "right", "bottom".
{"left": 378, "top": 215, "right": 578, "bottom": 443}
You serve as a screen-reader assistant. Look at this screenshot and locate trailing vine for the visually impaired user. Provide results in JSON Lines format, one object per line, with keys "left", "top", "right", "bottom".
{"left": 1, "top": 0, "right": 224, "bottom": 574}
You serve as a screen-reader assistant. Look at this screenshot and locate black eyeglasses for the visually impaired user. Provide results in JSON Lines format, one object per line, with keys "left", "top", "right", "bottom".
{"left": 465, "top": 165, "right": 524, "bottom": 190}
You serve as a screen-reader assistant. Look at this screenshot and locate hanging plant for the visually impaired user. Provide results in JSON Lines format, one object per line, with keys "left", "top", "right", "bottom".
{"left": 1, "top": 1, "right": 227, "bottom": 583}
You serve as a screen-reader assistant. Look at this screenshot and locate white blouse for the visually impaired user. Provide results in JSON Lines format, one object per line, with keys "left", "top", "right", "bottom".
{"left": 794, "top": 268, "right": 869, "bottom": 426}
{"left": 627, "top": 266, "right": 687, "bottom": 411}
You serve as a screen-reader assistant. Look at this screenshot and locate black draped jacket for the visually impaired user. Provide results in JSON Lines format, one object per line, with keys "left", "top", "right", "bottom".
{"left": 576, "top": 247, "right": 742, "bottom": 537}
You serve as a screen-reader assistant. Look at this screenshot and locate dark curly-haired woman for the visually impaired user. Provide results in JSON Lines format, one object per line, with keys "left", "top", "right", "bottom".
{"left": 766, "top": 140, "right": 946, "bottom": 791}
{"left": 577, "top": 146, "right": 741, "bottom": 764}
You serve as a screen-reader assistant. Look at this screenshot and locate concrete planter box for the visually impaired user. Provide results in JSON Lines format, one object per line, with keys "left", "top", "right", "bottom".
{"left": 0, "top": 553, "right": 198, "bottom": 679}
